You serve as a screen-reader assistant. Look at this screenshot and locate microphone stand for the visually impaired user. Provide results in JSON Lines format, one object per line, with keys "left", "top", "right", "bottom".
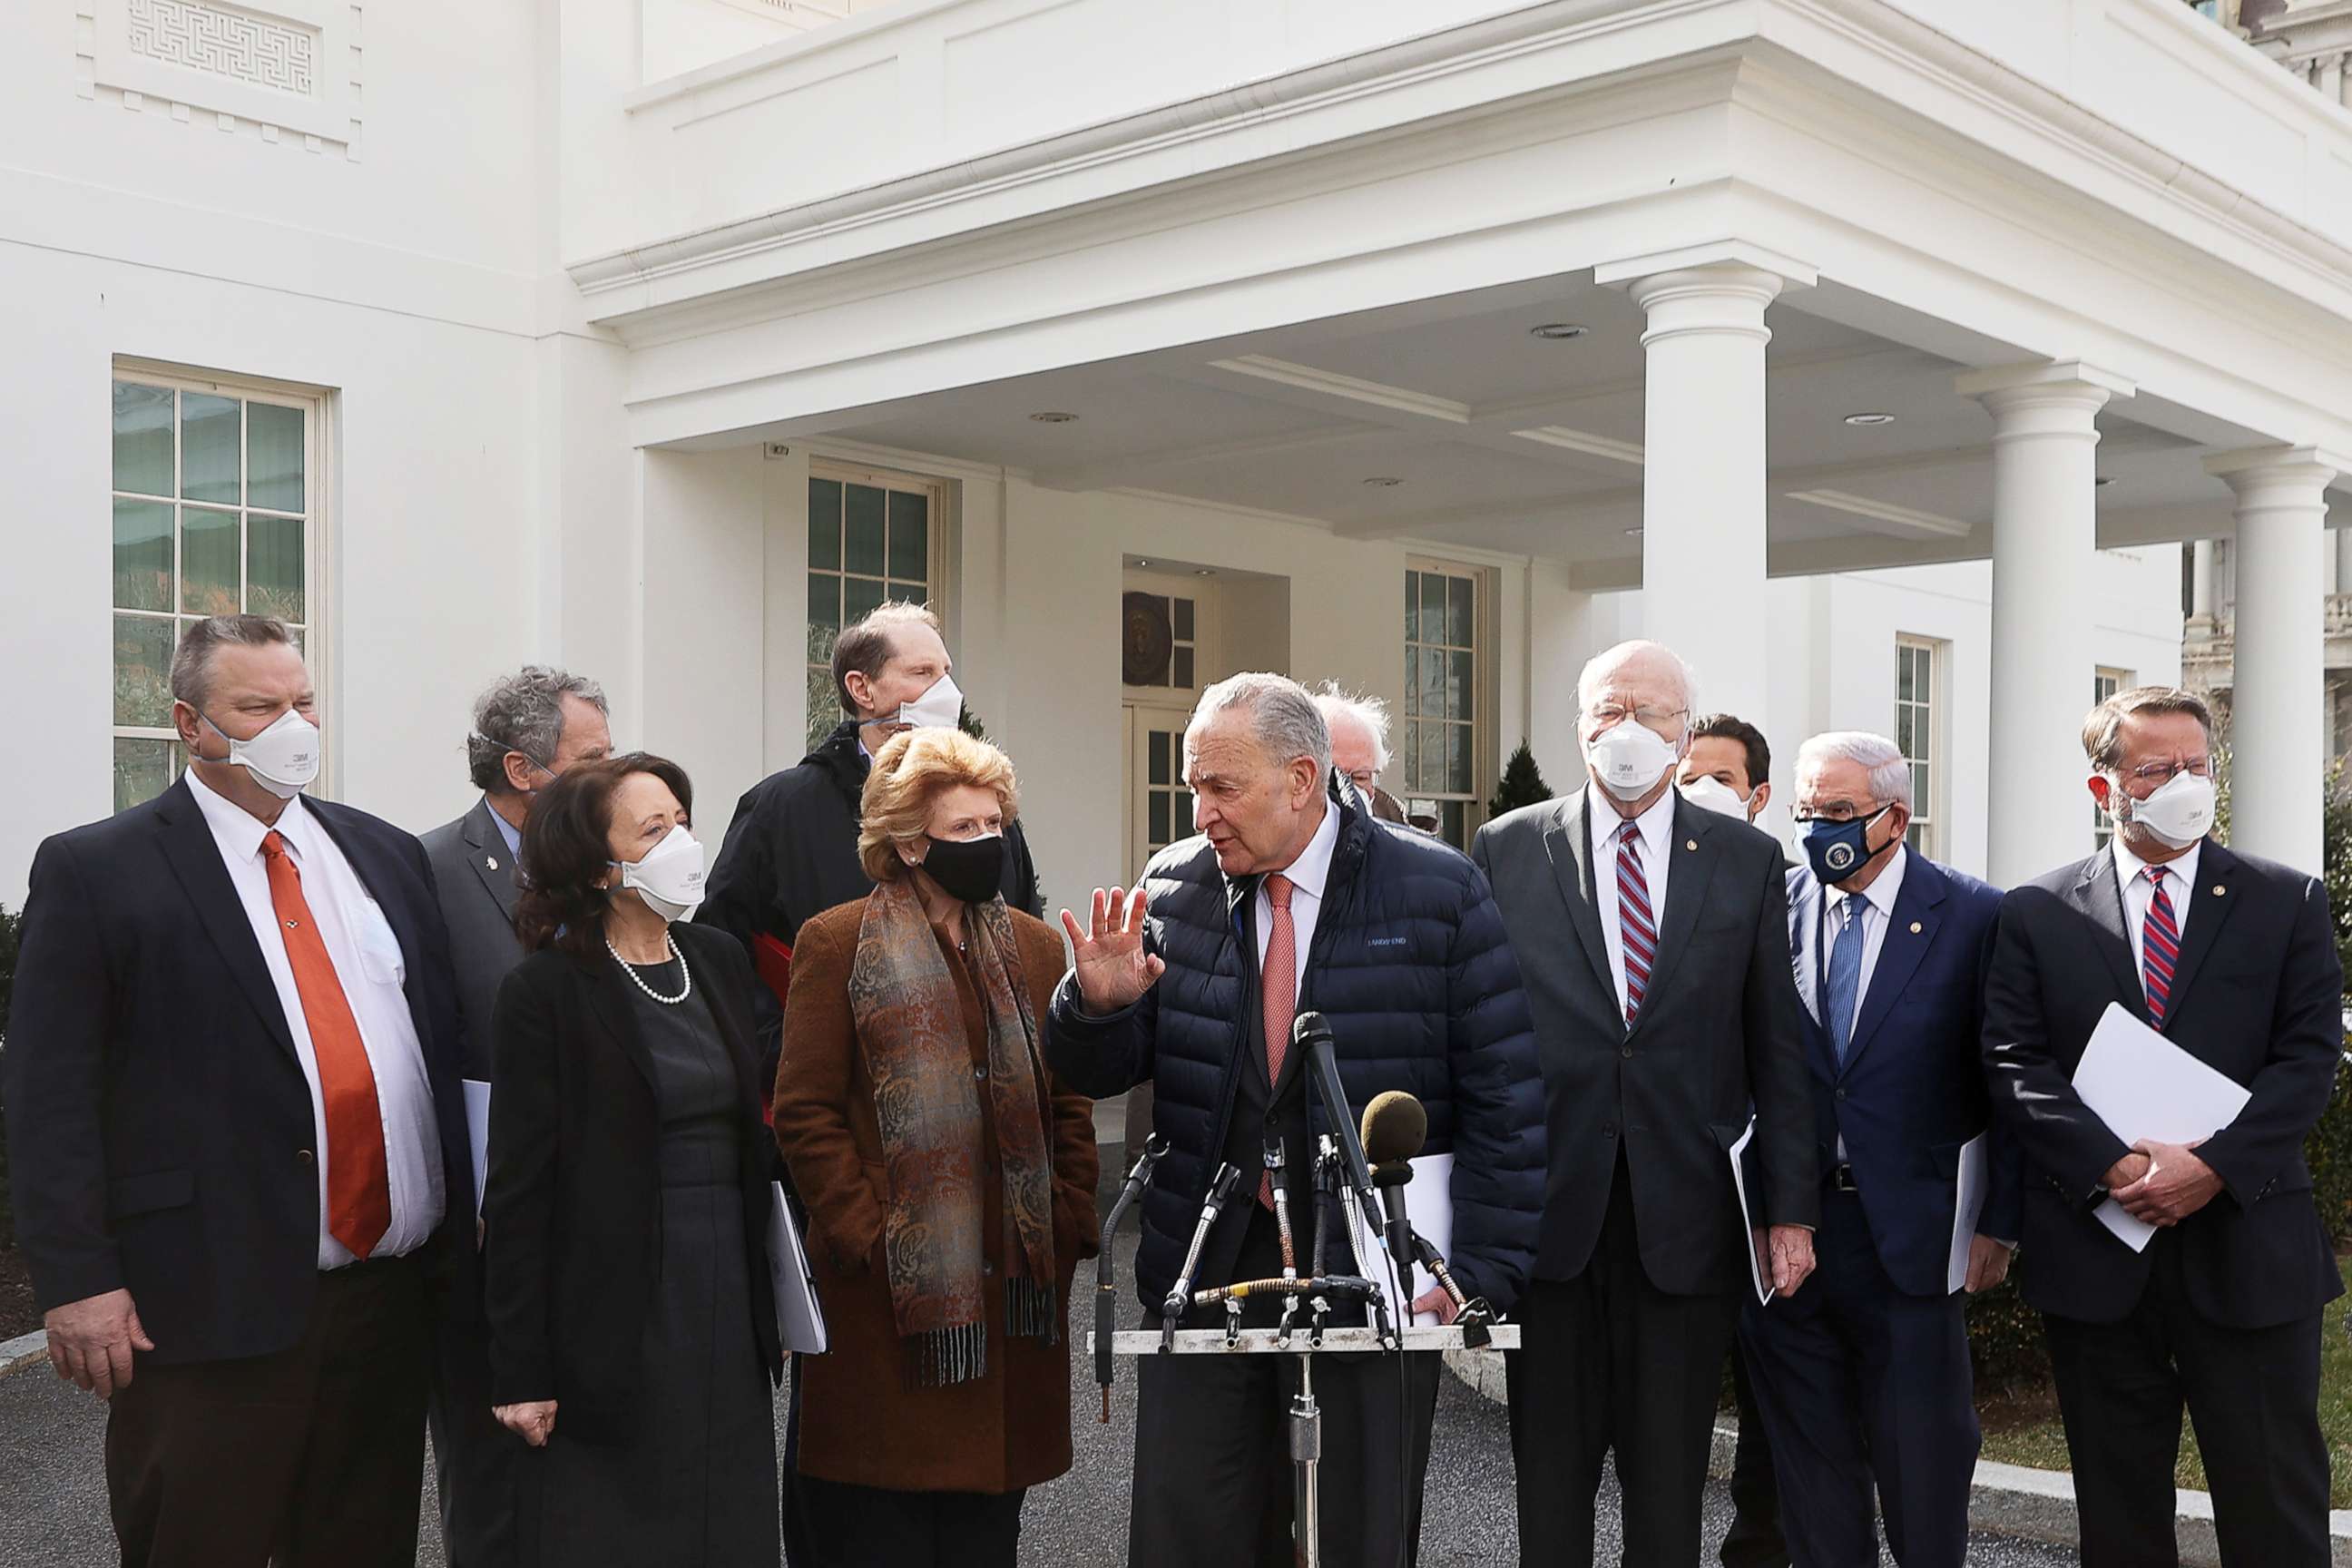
{"left": 1094, "top": 1135, "right": 1167, "bottom": 1421}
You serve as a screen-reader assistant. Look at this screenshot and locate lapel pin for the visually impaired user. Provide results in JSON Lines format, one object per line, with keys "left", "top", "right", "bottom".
{"left": 1910, "top": 921, "right": 1923, "bottom": 934}
{"left": 487, "top": 856, "right": 499, "bottom": 871}
{"left": 1685, "top": 839, "right": 1698, "bottom": 851}
{"left": 2211, "top": 885, "right": 2224, "bottom": 897}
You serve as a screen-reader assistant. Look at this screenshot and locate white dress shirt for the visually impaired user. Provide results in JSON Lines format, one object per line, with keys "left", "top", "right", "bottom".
{"left": 2112, "top": 835, "right": 2201, "bottom": 981}
{"left": 184, "top": 768, "right": 446, "bottom": 1268}
{"left": 1253, "top": 796, "right": 1341, "bottom": 1010}
{"left": 1587, "top": 782, "right": 1678, "bottom": 1019}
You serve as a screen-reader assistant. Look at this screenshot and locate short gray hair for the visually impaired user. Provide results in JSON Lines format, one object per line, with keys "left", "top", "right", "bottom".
{"left": 1191, "top": 672, "right": 1332, "bottom": 776}
{"left": 2082, "top": 686, "right": 2215, "bottom": 772}
{"left": 170, "top": 614, "right": 295, "bottom": 710}
{"left": 1309, "top": 681, "right": 1391, "bottom": 772}
{"left": 1575, "top": 640, "right": 1697, "bottom": 730}
{"left": 1797, "top": 730, "right": 1912, "bottom": 809}
{"left": 467, "top": 666, "right": 610, "bottom": 792}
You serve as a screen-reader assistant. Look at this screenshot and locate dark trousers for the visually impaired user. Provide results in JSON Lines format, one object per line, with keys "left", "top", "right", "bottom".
{"left": 427, "top": 1310, "right": 521, "bottom": 1568}
{"left": 1738, "top": 1190, "right": 1977, "bottom": 1568}
{"left": 106, "top": 1252, "right": 433, "bottom": 1568}
{"left": 2043, "top": 1230, "right": 2329, "bottom": 1568}
{"left": 798, "top": 1475, "right": 1024, "bottom": 1567}
{"left": 1720, "top": 1340, "right": 1789, "bottom": 1568}
{"left": 1507, "top": 1161, "right": 1741, "bottom": 1567}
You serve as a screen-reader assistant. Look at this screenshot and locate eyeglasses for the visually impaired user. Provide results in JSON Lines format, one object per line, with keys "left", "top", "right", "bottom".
{"left": 1793, "top": 802, "right": 1888, "bottom": 825}
{"left": 1583, "top": 703, "right": 1688, "bottom": 728}
{"left": 1342, "top": 768, "right": 1379, "bottom": 789}
{"left": 2122, "top": 758, "right": 2212, "bottom": 785}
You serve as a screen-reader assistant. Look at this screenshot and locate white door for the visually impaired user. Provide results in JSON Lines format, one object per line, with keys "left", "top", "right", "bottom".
{"left": 1126, "top": 705, "right": 1196, "bottom": 880}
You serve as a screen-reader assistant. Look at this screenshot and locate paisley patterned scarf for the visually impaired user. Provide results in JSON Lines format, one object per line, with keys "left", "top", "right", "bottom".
{"left": 848, "top": 875, "right": 1058, "bottom": 1387}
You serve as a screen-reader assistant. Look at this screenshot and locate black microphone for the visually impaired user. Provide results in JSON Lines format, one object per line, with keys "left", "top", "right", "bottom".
{"left": 1359, "top": 1090, "right": 1426, "bottom": 1312}
{"left": 1295, "top": 1013, "right": 1375, "bottom": 1200}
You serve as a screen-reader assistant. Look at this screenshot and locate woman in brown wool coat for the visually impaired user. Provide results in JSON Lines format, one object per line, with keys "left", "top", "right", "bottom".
{"left": 773, "top": 726, "right": 1100, "bottom": 1568}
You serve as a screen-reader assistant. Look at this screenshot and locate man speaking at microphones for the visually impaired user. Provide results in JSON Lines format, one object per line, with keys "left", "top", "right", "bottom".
{"left": 1045, "top": 672, "right": 1545, "bottom": 1567}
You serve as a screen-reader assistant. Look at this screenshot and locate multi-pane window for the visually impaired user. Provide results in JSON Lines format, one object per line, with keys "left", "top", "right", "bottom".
{"left": 2093, "top": 667, "right": 2132, "bottom": 848}
{"left": 1895, "top": 636, "right": 1941, "bottom": 859}
{"left": 1141, "top": 725, "right": 1194, "bottom": 862}
{"left": 111, "top": 373, "right": 318, "bottom": 814}
{"left": 1403, "top": 564, "right": 1485, "bottom": 849}
{"left": 805, "top": 466, "right": 941, "bottom": 750}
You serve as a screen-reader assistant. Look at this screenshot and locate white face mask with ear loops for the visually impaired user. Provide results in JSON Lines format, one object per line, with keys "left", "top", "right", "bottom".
{"left": 1587, "top": 720, "right": 1681, "bottom": 801}
{"left": 1679, "top": 776, "right": 1750, "bottom": 821}
{"left": 612, "top": 825, "right": 706, "bottom": 923}
{"left": 201, "top": 708, "right": 320, "bottom": 799}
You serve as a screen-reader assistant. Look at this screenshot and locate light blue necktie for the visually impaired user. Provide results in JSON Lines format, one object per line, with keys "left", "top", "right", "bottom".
{"left": 1826, "top": 893, "right": 1867, "bottom": 1070}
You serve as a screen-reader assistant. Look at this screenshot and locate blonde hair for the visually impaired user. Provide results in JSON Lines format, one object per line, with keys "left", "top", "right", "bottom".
{"left": 858, "top": 728, "right": 1021, "bottom": 883}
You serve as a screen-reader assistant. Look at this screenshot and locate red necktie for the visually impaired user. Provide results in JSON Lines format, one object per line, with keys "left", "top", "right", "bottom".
{"left": 261, "top": 831, "right": 392, "bottom": 1258}
{"left": 2141, "top": 867, "right": 2180, "bottom": 1029}
{"left": 1258, "top": 873, "right": 1297, "bottom": 1210}
{"left": 1617, "top": 821, "right": 1656, "bottom": 1024}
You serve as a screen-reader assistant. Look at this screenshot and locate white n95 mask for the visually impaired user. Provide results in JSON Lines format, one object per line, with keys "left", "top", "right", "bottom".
{"left": 1587, "top": 720, "right": 1681, "bottom": 801}
{"left": 202, "top": 708, "right": 320, "bottom": 799}
{"left": 891, "top": 673, "right": 965, "bottom": 731}
{"left": 2117, "top": 769, "right": 2215, "bottom": 851}
{"left": 1679, "top": 776, "right": 1750, "bottom": 821}
{"left": 614, "top": 825, "right": 706, "bottom": 923}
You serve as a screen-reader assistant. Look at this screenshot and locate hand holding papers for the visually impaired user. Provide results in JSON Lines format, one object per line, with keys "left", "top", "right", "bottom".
{"left": 2071, "top": 1003, "right": 2250, "bottom": 1252}
{"left": 1728, "top": 1119, "right": 1774, "bottom": 1307}
{"left": 1945, "top": 1132, "right": 1990, "bottom": 1293}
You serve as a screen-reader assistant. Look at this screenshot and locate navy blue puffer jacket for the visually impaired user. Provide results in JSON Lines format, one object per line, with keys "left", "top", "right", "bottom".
{"left": 1044, "top": 788, "right": 1546, "bottom": 1312}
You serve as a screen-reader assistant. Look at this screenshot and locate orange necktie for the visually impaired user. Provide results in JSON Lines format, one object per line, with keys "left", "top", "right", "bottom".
{"left": 261, "top": 830, "right": 392, "bottom": 1259}
{"left": 1258, "top": 872, "right": 1297, "bottom": 1210}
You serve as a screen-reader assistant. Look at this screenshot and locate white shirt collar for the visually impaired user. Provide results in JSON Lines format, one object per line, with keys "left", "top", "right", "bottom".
{"left": 2112, "top": 833, "right": 2200, "bottom": 896}
{"left": 1585, "top": 780, "right": 1676, "bottom": 861}
{"left": 1835, "top": 844, "right": 1908, "bottom": 922}
{"left": 184, "top": 763, "right": 316, "bottom": 862}
{"left": 1268, "top": 797, "right": 1341, "bottom": 901}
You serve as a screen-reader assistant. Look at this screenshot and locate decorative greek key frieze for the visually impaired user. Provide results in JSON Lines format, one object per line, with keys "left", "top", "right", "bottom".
{"left": 125, "top": 0, "right": 316, "bottom": 98}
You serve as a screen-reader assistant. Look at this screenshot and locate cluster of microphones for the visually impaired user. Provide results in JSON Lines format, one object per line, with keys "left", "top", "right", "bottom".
{"left": 1093, "top": 1014, "right": 1492, "bottom": 1419}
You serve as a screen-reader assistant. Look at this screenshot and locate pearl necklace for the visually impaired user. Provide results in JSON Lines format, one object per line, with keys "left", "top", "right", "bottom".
{"left": 606, "top": 932, "right": 692, "bottom": 1005}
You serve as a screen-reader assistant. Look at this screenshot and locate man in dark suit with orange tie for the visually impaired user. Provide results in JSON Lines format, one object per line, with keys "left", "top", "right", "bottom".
{"left": 5, "top": 614, "right": 470, "bottom": 1568}
{"left": 1982, "top": 685, "right": 2343, "bottom": 1567}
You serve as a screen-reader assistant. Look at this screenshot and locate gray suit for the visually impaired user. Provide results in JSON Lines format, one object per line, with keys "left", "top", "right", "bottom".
{"left": 420, "top": 796, "right": 524, "bottom": 1082}
{"left": 417, "top": 794, "right": 524, "bottom": 1568}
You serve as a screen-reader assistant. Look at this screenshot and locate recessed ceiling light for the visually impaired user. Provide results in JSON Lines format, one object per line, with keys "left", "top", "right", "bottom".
{"left": 1529, "top": 323, "right": 1589, "bottom": 340}
{"left": 1134, "top": 558, "right": 1152, "bottom": 568}
{"left": 1363, "top": 476, "right": 1403, "bottom": 487}
{"left": 1843, "top": 412, "right": 1896, "bottom": 426}
{"left": 1195, "top": 567, "right": 1216, "bottom": 576}
{"left": 1028, "top": 410, "right": 1078, "bottom": 423}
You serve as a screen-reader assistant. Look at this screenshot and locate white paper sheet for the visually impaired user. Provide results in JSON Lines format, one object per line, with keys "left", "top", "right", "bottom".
{"left": 767, "top": 1182, "right": 828, "bottom": 1355}
{"left": 462, "top": 1079, "right": 491, "bottom": 1217}
{"left": 1946, "top": 1132, "right": 1990, "bottom": 1293}
{"left": 1729, "top": 1118, "right": 1775, "bottom": 1307}
{"left": 1358, "top": 1153, "right": 1456, "bottom": 1328}
{"left": 2071, "top": 1001, "right": 2251, "bottom": 1252}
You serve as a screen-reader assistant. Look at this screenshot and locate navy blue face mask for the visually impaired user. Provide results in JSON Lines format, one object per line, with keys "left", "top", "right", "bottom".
{"left": 1798, "top": 804, "right": 1896, "bottom": 887}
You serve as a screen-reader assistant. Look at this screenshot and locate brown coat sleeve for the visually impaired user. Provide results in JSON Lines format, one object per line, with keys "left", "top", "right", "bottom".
{"left": 772, "top": 905, "right": 887, "bottom": 1276}
{"left": 1019, "top": 912, "right": 1102, "bottom": 1261}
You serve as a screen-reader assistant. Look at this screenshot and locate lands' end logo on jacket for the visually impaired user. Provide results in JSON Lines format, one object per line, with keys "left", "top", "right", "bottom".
{"left": 1366, "top": 936, "right": 1408, "bottom": 948}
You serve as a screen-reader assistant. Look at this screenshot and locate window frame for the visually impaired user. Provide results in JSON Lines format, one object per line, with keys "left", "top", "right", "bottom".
{"left": 110, "top": 359, "right": 332, "bottom": 812}
{"left": 1402, "top": 557, "right": 1497, "bottom": 851}
{"left": 1894, "top": 634, "right": 1946, "bottom": 861}
{"left": 803, "top": 459, "right": 951, "bottom": 751}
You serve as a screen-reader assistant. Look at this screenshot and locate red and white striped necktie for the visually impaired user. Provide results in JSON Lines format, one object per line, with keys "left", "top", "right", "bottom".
{"left": 2141, "top": 866, "right": 2180, "bottom": 1028}
{"left": 1617, "top": 820, "right": 1656, "bottom": 1024}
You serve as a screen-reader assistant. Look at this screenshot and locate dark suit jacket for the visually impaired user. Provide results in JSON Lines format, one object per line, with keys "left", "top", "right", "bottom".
{"left": 481, "top": 923, "right": 782, "bottom": 1439}
{"left": 3, "top": 779, "right": 471, "bottom": 1363}
{"left": 419, "top": 796, "right": 525, "bottom": 1081}
{"left": 1786, "top": 853, "right": 2020, "bottom": 1298}
{"left": 1473, "top": 789, "right": 1816, "bottom": 1293}
{"left": 1981, "top": 840, "right": 2345, "bottom": 1328}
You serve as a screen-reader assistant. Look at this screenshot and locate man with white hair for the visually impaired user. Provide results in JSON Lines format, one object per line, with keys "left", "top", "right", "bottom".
{"left": 1472, "top": 638, "right": 1816, "bottom": 1565}
{"left": 1311, "top": 681, "right": 1408, "bottom": 824}
{"left": 1049, "top": 671, "right": 1545, "bottom": 1567}
{"left": 1741, "top": 730, "right": 2016, "bottom": 1568}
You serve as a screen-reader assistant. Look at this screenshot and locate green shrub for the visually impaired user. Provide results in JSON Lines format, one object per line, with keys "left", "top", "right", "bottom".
{"left": 1489, "top": 740, "right": 1553, "bottom": 819}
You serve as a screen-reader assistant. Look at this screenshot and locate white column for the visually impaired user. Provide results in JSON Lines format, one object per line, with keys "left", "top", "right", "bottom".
{"left": 1596, "top": 243, "right": 1817, "bottom": 724}
{"left": 2334, "top": 525, "right": 2352, "bottom": 594}
{"left": 2205, "top": 446, "right": 2340, "bottom": 874}
{"left": 2191, "top": 540, "right": 2216, "bottom": 617}
{"left": 1956, "top": 361, "right": 2133, "bottom": 888}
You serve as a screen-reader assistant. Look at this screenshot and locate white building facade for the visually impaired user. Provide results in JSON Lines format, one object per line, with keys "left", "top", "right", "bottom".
{"left": 5, "top": 0, "right": 2344, "bottom": 916}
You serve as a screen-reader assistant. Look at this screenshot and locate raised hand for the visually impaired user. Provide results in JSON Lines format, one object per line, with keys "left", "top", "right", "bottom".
{"left": 1058, "top": 887, "right": 1166, "bottom": 1015}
